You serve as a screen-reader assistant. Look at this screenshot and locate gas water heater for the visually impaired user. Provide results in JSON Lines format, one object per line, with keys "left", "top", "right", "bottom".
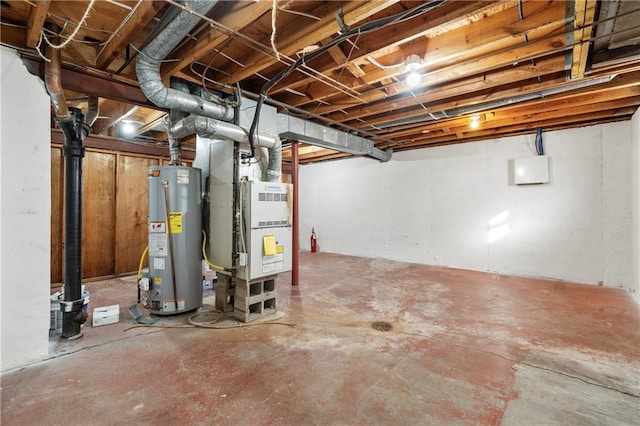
{"left": 145, "top": 166, "right": 202, "bottom": 315}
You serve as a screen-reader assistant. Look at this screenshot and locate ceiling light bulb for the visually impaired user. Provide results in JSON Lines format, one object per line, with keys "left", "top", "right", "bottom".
{"left": 121, "top": 121, "right": 134, "bottom": 135}
{"left": 404, "top": 54, "right": 422, "bottom": 86}
{"left": 406, "top": 71, "right": 421, "bottom": 86}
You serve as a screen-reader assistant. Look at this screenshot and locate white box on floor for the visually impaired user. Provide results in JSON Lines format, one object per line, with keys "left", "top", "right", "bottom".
{"left": 92, "top": 305, "right": 120, "bottom": 327}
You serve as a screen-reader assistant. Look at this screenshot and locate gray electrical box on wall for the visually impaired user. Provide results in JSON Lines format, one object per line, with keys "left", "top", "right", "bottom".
{"left": 514, "top": 156, "right": 550, "bottom": 185}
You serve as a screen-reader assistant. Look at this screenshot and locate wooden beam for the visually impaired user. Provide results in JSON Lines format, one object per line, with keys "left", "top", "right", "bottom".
{"left": 92, "top": 103, "right": 137, "bottom": 135}
{"left": 383, "top": 90, "right": 640, "bottom": 142}
{"left": 270, "top": 0, "right": 561, "bottom": 97}
{"left": 162, "top": 0, "right": 273, "bottom": 78}
{"left": 133, "top": 110, "right": 167, "bottom": 136}
{"left": 390, "top": 107, "right": 637, "bottom": 151}
{"left": 21, "top": 56, "right": 158, "bottom": 109}
{"left": 51, "top": 130, "right": 195, "bottom": 160}
{"left": 332, "top": 54, "right": 567, "bottom": 123}
{"left": 370, "top": 70, "right": 640, "bottom": 134}
{"left": 570, "top": 0, "right": 597, "bottom": 79}
{"left": 285, "top": 30, "right": 569, "bottom": 117}
{"left": 96, "top": 0, "right": 159, "bottom": 70}
{"left": 218, "top": 0, "right": 400, "bottom": 85}
{"left": 26, "top": 0, "right": 51, "bottom": 48}
{"left": 327, "top": 45, "right": 365, "bottom": 78}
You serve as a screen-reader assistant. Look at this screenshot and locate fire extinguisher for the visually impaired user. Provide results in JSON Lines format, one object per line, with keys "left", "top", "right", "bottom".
{"left": 311, "top": 227, "right": 318, "bottom": 253}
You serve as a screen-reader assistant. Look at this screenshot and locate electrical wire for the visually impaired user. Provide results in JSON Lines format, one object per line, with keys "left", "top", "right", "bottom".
{"left": 247, "top": 0, "right": 447, "bottom": 158}
{"left": 535, "top": 127, "right": 544, "bottom": 156}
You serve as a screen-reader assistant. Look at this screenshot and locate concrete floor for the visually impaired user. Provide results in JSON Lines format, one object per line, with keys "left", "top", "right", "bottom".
{"left": 2, "top": 252, "right": 639, "bottom": 425}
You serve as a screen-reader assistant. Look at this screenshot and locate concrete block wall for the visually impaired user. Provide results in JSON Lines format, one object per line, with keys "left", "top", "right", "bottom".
{"left": 299, "top": 121, "right": 635, "bottom": 293}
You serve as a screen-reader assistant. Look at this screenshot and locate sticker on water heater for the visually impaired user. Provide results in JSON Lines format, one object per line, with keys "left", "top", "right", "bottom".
{"left": 176, "top": 171, "right": 189, "bottom": 184}
{"left": 149, "top": 233, "right": 168, "bottom": 256}
{"left": 153, "top": 257, "right": 165, "bottom": 270}
{"left": 149, "top": 221, "right": 166, "bottom": 233}
{"left": 169, "top": 212, "right": 183, "bottom": 234}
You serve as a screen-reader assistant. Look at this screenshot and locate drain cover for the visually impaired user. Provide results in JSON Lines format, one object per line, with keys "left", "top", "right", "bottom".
{"left": 371, "top": 321, "right": 393, "bottom": 332}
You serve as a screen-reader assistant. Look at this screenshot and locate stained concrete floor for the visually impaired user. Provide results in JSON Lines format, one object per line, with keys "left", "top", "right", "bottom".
{"left": 2, "top": 252, "right": 639, "bottom": 425}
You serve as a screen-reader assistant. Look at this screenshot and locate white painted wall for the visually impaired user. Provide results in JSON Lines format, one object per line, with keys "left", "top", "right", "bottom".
{"left": 631, "top": 109, "right": 640, "bottom": 303}
{"left": 0, "top": 47, "right": 51, "bottom": 371}
{"left": 300, "top": 122, "right": 633, "bottom": 289}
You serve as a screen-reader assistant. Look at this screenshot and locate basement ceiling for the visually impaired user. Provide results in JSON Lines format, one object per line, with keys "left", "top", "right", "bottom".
{"left": 1, "top": 0, "right": 639, "bottom": 163}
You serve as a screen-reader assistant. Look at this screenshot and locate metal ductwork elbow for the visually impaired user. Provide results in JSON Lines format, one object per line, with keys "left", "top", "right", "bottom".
{"left": 170, "top": 115, "right": 282, "bottom": 181}
{"left": 135, "top": 1, "right": 234, "bottom": 122}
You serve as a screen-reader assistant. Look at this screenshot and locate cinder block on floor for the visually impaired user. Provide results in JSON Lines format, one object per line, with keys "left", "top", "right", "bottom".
{"left": 233, "top": 276, "right": 277, "bottom": 322}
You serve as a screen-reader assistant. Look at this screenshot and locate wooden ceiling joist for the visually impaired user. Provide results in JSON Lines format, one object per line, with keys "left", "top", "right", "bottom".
{"left": 96, "top": 0, "right": 159, "bottom": 70}
{"left": 570, "top": 0, "right": 598, "bottom": 79}
{"left": 25, "top": 0, "right": 51, "bottom": 48}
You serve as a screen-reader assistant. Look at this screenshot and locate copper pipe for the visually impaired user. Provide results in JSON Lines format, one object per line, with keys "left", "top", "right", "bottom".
{"left": 44, "top": 25, "right": 70, "bottom": 120}
{"left": 292, "top": 140, "right": 299, "bottom": 286}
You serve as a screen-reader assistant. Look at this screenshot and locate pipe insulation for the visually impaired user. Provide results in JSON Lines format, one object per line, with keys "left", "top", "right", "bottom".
{"left": 135, "top": 0, "right": 233, "bottom": 122}
{"left": 170, "top": 116, "right": 282, "bottom": 181}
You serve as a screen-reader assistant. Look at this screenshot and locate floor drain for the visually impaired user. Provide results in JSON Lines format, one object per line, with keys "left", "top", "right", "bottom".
{"left": 371, "top": 321, "right": 393, "bottom": 332}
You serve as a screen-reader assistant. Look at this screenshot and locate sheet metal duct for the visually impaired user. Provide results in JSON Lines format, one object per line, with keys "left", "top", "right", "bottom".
{"left": 170, "top": 116, "right": 282, "bottom": 182}
{"left": 135, "top": 0, "right": 233, "bottom": 122}
{"left": 277, "top": 114, "right": 392, "bottom": 162}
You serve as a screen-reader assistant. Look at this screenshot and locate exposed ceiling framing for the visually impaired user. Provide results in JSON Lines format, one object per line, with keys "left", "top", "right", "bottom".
{"left": 1, "top": 0, "right": 639, "bottom": 163}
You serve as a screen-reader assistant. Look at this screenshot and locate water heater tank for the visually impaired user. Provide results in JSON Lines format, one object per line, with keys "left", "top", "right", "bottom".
{"left": 147, "top": 166, "right": 202, "bottom": 315}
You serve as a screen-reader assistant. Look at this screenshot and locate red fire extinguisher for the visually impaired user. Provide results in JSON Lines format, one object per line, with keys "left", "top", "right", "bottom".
{"left": 311, "top": 227, "right": 318, "bottom": 253}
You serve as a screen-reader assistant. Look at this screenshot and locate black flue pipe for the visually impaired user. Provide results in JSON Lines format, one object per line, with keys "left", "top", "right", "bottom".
{"left": 60, "top": 108, "right": 87, "bottom": 338}
{"left": 44, "top": 25, "right": 88, "bottom": 338}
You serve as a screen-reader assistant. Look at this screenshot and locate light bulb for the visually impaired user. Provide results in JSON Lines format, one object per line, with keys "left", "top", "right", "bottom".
{"left": 404, "top": 54, "right": 422, "bottom": 86}
{"left": 406, "top": 71, "right": 421, "bottom": 86}
{"left": 121, "top": 121, "right": 134, "bottom": 135}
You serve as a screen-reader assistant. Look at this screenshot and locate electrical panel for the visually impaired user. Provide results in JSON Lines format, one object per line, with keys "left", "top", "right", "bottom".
{"left": 238, "top": 180, "right": 292, "bottom": 280}
{"left": 514, "top": 155, "right": 550, "bottom": 185}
